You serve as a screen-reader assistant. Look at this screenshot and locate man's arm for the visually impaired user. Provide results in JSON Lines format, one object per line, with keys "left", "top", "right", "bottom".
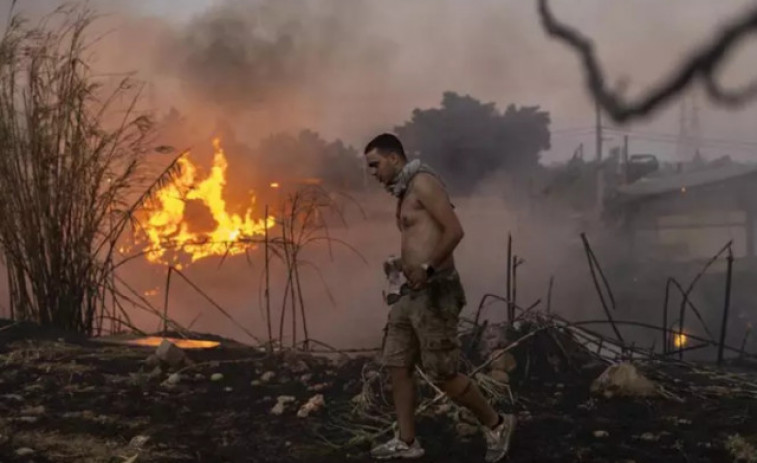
{"left": 412, "top": 173, "right": 464, "bottom": 268}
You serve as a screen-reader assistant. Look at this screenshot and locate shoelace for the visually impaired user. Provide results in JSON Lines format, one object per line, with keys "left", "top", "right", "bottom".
{"left": 387, "top": 438, "right": 409, "bottom": 450}
{"left": 485, "top": 425, "right": 504, "bottom": 444}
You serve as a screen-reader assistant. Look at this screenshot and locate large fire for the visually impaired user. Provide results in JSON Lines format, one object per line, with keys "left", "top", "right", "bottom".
{"left": 138, "top": 138, "right": 274, "bottom": 267}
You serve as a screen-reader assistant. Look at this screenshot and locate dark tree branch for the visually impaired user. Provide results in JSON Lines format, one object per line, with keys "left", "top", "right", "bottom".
{"left": 537, "top": 0, "right": 757, "bottom": 123}
{"left": 703, "top": 72, "right": 757, "bottom": 105}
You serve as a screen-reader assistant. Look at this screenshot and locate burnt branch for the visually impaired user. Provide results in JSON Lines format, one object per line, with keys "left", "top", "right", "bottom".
{"left": 703, "top": 71, "right": 757, "bottom": 105}
{"left": 537, "top": 0, "right": 757, "bottom": 122}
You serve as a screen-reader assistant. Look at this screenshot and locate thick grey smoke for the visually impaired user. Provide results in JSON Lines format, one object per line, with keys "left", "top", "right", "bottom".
{"left": 9, "top": 0, "right": 756, "bottom": 158}
{"left": 161, "top": 0, "right": 391, "bottom": 112}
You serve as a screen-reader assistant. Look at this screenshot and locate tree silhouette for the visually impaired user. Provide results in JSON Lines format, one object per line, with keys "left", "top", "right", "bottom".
{"left": 256, "top": 130, "right": 361, "bottom": 189}
{"left": 395, "top": 92, "right": 551, "bottom": 195}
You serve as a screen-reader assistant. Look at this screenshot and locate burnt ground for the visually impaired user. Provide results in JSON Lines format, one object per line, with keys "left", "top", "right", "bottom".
{"left": 1, "top": 319, "right": 757, "bottom": 463}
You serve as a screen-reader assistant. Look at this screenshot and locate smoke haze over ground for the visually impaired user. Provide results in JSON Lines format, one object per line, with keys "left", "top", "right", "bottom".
{"left": 2, "top": 0, "right": 757, "bottom": 348}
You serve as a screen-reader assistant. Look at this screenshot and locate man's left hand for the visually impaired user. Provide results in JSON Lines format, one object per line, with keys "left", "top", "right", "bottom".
{"left": 404, "top": 265, "right": 427, "bottom": 289}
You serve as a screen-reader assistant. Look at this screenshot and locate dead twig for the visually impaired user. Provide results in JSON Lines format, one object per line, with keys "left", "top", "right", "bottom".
{"left": 169, "top": 266, "right": 263, "bottom": 344}
{"left": 580, "top": 233, "right": 622, "bottom": 343}
{"left": 470, "top": 327, "right": 545, "bottom": 377}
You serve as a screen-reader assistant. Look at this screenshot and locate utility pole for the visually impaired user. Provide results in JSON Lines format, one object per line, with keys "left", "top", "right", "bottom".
{"left": 623, "top": 134, "right": 629, "bottom": 184}
{"left": 595, "top": 99, "right": 604, "bottom": 218}
{"left": 676, "top": 98, "right": 687, "bottom": 161}
{"left": 691, "top": 91, "right": 702, "bottom": 163}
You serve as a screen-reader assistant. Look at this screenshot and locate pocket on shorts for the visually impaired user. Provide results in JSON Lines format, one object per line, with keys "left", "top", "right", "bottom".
{"left": 421, "top": 332, "right": 460, "bottom": 351}
{"left": 420, "top": 333, "right": 460, "bottom": 381}
{"left": 428, "top": 276, "right": 466, "bottom": 319}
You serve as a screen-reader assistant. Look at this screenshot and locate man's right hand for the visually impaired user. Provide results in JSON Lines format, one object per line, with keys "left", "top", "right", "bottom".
{"left": 383, "top": 256, "right": 403, "bottom": 276}
{"left": 403, "top": 264, "right": 428, "bottom": 289}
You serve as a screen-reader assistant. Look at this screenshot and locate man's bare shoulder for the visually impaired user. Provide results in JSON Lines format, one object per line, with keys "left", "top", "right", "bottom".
{"left": 409, "top": 172, "right": 446, "bottom": 197}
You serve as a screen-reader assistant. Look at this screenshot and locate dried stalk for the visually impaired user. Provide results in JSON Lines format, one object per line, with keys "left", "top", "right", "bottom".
{"left": 264, "top": 204, "right": 272, "bottom": 354}
{"left": 266, "top": 186, "right": 366, "bottom": 349}
{"left": 0, "top": 6, "right": 176, "bottom": 334}
{"left": 170, "top": 266, "right": 262, "bottom": 344}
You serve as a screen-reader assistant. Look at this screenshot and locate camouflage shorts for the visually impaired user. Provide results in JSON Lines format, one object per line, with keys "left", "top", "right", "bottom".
{"left": 381, "top": 269, "right": 467, "bottom": 383}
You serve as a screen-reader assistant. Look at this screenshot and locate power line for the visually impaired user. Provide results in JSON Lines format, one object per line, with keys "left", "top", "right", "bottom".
{"left": 604, "top": 127, "right": 757, "bottom": 149}
{"left": 551, "top": 131, "right": 595, "bottom": 137}
{"left": 550, "top": 126, "right": 595, "bottom": 134}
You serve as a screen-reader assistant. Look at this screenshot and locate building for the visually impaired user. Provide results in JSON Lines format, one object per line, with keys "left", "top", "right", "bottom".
{"left": 607, "top": 162, "right": 757, "bottom": 264}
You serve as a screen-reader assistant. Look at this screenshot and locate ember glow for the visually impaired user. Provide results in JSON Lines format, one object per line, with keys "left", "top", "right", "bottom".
{"left": 673, "top": 333, "right": 688, "bottom": 348}
{"left": 124, "top": 336, "right": 220, "bottom": 349}
{"left": 138, "top": 138, "right": 275, "bottom": 267}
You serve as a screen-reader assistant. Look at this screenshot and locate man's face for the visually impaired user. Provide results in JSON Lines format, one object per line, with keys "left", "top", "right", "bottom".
{"left": 365, "top": 149, "right": 398, "bottom": 186}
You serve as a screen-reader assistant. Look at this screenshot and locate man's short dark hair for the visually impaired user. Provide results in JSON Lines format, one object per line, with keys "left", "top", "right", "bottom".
{"left": 364, "top": 133, "right": 406, "bottom": 160}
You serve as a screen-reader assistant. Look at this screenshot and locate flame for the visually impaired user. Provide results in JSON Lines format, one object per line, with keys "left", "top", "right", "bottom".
{"left": 123, "top": 336, "right": 220, "bottom": 349}
{"left": 673, "top": 333, "right": 688, "bottom": 348}
{"left": 270, "top": 182, "right": 280, "bottom": 188}
{"left": 138, "top": 137, "right": 274, "bottom": 267}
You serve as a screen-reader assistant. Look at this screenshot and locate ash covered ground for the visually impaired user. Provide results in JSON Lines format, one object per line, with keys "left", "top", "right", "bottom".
{"left": 2, "top": 318, "right": 757, "bottom": 463}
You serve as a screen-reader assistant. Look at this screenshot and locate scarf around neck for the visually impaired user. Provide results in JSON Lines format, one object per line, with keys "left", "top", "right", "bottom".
{"left": 386, "top": 159, "right": 443, "bottom": 198}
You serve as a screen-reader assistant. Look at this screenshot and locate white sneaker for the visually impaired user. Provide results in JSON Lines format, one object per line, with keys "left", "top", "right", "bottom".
{"left": 370, "top": 434, "right": 425, "bottom": 460}
{"left": 482, "top": 414, "right": 516, "bottom": 462}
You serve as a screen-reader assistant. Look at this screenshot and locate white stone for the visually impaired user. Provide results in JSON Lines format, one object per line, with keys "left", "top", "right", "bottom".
{"left": 155, "top": 340, "right": 187, "bottom": 368}
{"left": 640, "top": 432, "right": 658, "bottom": 442}
{"left": 489, "top": 370, "right": 510, "bottom": 384}
{"left": 489, "top": 350, "right": 517, "bottom": 373}
{"left": 297, "top": 394, "right": 325, "bottom": 418}
{"left": 590, "top": 362, "right": 658, "bottom": 398}
{"left": 270, "top": 395, "right": 296, "bottom": 415}
{"left": 128, "top": 435, "right": 150, "bottom": 449}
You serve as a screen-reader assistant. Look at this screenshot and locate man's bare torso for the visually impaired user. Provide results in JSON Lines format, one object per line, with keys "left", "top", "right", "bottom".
{"left": 398, "top": 173, "right": 455, "bottom": 271}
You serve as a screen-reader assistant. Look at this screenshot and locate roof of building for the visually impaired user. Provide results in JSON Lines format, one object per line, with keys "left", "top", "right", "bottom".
{"left": 616, "top": 163, "right": 757, "bottom": 198}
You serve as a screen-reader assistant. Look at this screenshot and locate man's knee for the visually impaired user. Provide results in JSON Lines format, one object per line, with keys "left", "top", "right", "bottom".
{"left": 389, "top": 365, "right": 414, "bottom": 381}
{"left": 440, "top": 373, "right": 472, "bottom": 400}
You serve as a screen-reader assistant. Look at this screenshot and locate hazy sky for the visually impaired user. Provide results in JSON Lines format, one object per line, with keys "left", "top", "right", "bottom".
{"left": 132, "top": 0, "right": 213, "bottom": 21}
{"left": 6, "top": 0, "right": 757, "bottom": 163}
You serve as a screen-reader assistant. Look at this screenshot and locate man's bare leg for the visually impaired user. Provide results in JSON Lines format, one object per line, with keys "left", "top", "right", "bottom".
{"left": 390, "top": 366, "right": 417, "bottom": 442}
{"left": 441, "top": 373, "right": 499, "bottom": 428}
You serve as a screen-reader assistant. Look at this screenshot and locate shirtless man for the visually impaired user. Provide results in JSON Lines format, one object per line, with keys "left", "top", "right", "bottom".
{"left": 364, "top": 133, "right": 515, "bottom": 462}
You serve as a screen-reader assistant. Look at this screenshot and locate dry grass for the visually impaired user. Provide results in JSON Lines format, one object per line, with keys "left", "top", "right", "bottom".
{"left": 10, "top": 429, "right": 137, "bottom": 462}
{"left": 258, "top": 185, "right": 366, "bottom": 350}
{"left": 0, "top": 5, "right": 177, "bottom": 335}
{"left": 726, "top": 434, "right": 757, "bottom": 463}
